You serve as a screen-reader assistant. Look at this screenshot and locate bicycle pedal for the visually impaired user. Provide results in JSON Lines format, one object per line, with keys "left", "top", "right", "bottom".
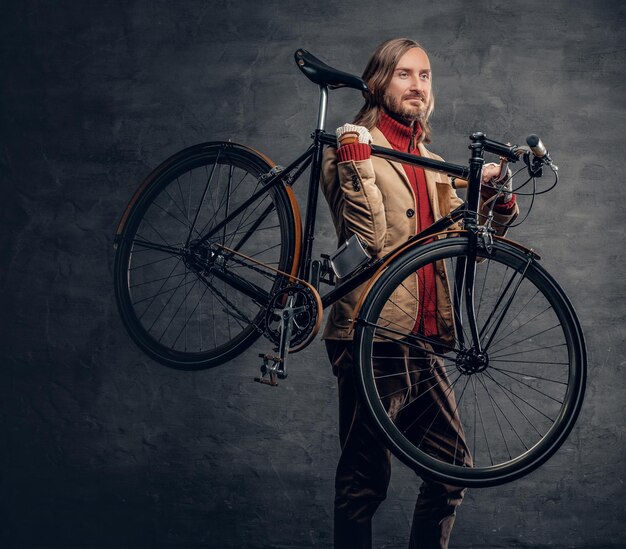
{"left": 261, "top": 354, "right": 287, "bottom": 379}
{"left": 255, "top": 354, "right": 282, "bottom": 386}
{"left": 254, "top": 372, "right": 278, "bottom": 387}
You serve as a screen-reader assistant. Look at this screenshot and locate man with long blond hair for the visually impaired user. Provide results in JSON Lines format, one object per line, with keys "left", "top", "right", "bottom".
{"left": 321, "top": 38, "right": 518, "bottom": 549}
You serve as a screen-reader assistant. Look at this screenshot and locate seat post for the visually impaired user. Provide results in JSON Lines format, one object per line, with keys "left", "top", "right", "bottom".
{"left": 316, "top": 85, "right": 328, "bottom": 131}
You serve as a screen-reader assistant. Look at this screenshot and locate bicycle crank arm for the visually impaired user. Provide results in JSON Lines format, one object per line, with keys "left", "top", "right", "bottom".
{"left": 274, "top": 295, "right": 300, "bottom": 379}
{"left": 255, "top": 295, "right": 307, "bottom": 385}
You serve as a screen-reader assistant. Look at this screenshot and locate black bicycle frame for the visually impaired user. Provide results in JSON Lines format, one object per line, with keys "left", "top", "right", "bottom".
{"left": 199, "top": 128, "right": 521, "bottom": 351}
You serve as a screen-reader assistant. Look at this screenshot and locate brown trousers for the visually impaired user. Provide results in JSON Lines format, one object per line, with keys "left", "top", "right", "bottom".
{"left": 326, "top": 339, "right": 471, "bottom": 549}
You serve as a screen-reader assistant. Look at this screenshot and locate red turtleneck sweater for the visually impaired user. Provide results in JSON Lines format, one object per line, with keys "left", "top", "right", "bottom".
{"left": 337, "top": 111, "right": 438, "bottom": 336}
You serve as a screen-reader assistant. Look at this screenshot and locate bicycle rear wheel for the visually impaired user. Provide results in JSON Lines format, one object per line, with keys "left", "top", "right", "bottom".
{"left": 114, "top": 142, "right": 299, "bottom": 369}
{"left": 354, "top": 236, "right": 586, "bottom": 487}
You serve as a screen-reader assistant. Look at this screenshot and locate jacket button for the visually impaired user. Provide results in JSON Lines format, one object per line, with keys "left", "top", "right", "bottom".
{"left": 406, "top": 208, "right": 415, "bottom": 218}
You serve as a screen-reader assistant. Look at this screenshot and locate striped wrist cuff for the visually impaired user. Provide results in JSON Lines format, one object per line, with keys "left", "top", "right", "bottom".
{"left": 337, "top": 143, "right": 371, "bottom": 162}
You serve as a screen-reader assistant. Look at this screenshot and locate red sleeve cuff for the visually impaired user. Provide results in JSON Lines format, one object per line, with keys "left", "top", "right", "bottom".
{"left": 337, "top": 143, "right": 371, "bottom": 162}
{"left": 492, "top": 194, "right": 517, "bottom": 215}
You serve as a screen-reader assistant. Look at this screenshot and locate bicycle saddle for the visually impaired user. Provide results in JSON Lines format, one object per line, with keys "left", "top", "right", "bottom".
{"left": 295, "top": 49, "right": 368, "bottom": 93}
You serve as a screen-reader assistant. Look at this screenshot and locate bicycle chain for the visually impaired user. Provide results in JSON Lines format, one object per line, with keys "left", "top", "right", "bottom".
{"left": 218, "top": 247, "right": 286, "bottom": 283}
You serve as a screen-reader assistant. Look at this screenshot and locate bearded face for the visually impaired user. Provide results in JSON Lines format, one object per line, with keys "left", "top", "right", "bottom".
{"left": 381, "top": 47, "right": 432, "bottom": 125}
{"left": 382, "top": 88, "right": 429, "bottom": 124}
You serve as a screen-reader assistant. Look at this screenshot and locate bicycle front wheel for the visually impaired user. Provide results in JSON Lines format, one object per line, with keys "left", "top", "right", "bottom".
{"left": 114, "top": 142, "right": 300, "bottom": 370}
{"left": 354, "top": 236, "right": 586, "bottom": 487}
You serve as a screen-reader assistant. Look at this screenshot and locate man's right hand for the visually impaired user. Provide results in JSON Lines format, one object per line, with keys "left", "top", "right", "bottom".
{"left": 482, "top": 161, "right": 513, "bottom": 203}
{"left": 336, "top": 124, "right": 373, "bottom": 146}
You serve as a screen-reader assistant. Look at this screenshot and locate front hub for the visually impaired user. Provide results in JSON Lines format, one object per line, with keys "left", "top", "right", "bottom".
{"left": 456, "top": 348, "right": 489, "bottom": 375}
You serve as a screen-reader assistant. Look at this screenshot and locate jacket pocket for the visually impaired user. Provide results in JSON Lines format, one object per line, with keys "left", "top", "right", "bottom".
{"left": 436, "top": 180, "right": 453, "bottom": 217}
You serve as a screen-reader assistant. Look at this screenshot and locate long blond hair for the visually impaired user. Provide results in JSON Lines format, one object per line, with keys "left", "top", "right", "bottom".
{"left": 354, "top": 38, "right": 434, "bottom": 143}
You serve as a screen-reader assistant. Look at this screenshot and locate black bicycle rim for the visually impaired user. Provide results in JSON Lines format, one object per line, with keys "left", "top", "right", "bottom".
{"left": 354, "top": 236, "right": 586, "bottom": 487}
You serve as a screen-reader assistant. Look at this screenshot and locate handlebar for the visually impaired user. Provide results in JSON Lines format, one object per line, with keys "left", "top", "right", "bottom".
{"left": 449, "top": 133, "right": 556, "bottom": 190}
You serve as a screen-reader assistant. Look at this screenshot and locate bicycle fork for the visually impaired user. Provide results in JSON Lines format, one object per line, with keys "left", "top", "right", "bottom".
{"left": 464, "top": 231, "right": 483, "bottom": 353}
{"left": 454, "top": 133, "right": 487, "bottom": 356}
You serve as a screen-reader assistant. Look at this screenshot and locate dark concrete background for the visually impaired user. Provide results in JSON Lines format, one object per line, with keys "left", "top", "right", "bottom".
{"left": 1, "top": 0, "right": 625, "bottom": 547}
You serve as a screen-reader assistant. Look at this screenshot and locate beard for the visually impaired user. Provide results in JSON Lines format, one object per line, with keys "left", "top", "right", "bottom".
{"left": 382, "top": 91, "right": 429, "bottom": 125}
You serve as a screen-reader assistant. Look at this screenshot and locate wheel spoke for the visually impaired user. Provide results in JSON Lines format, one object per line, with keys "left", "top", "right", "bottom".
{"left": 490, "top": 341, "right": 566, "bottom": 360}
{"left": 195, "top": 168, "right": 253, "bottom": 239}
{"left": 483, "top": 258, "right": 533, "bottom": 351}
{"left": 483, "top": 370, "right": 552, "bottom": 428}
{"left": 363, "top": 318, "right": 460, "bottom": 355}
{"left": 185, "top": 148, "right": 222, "bottom": 247}
{"left": 133, "top": 256, "right": 186, "bottom": 318}
{"left": 488, "top": 366, "right": 567, "bottom": 385}
{"left": 157, "top": 278, "right": 200, "bottom": 343}
{"left": 487, "top": 291, "right": 544, "bottom": 349}
{"left": 476, "top": 374, "right": 513, "bottom": 461}
{"left": 472, "top": 375, "right": 494, "bottom": 465}
{"left": 489, "top": 367, "right": 564, "bottom": 404}
{"left": 489, "top": 324, "right": 564, "bottom": 357}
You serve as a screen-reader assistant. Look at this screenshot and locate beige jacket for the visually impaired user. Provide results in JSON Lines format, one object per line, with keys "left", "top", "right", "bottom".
{"left": 320, "top": 127, "right": 518, "bottom": 341}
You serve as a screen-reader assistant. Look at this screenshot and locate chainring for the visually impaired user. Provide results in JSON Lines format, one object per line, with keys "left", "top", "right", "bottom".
{"left": 264, "top": 283, "right": 322, "bottom": 353}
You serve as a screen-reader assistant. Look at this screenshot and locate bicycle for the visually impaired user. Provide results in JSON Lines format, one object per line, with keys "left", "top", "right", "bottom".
{"left": 112, "top": 49, "right": 586, "bottom": 488}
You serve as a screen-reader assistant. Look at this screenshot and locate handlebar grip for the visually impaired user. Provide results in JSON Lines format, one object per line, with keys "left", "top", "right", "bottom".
{"left": 526, "top": 134, "right": 548, "bottom": 158}
{"left": 451, "top": 177, "right": 468, "bottom": 189}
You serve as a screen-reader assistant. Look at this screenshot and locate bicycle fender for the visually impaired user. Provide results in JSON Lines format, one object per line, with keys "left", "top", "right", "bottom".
{"left": 349, "top": 230, "right": 540, "bottom": 333}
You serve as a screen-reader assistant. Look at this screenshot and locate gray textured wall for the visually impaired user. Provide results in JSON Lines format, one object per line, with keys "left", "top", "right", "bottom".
{"left": 1, "top": 0, "right": 625, "bottom": 547}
